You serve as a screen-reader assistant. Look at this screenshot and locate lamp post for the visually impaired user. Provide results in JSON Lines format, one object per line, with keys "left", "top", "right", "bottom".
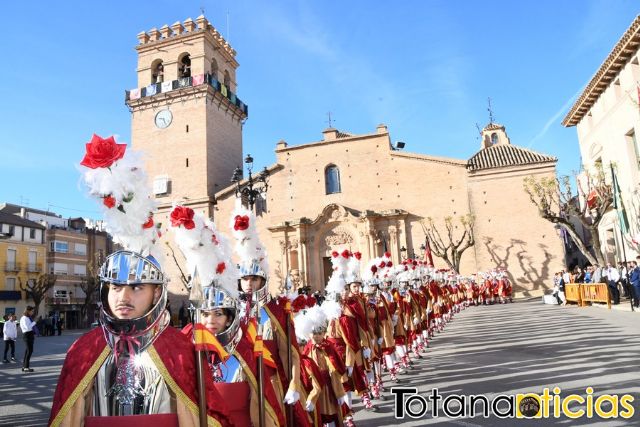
{"left": 400, "top": 246, "right": 407, "bottom": 260}
{"left": 231, "top": 154, "right": 270, "bottom": 211}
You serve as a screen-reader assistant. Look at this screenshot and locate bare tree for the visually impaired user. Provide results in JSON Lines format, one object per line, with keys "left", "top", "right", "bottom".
{"left": 79, "top": 253, "right": 103, "bottom": 327}
{"left": 523, "top": 166, "right": 612, "bottom": 266}
{"left": 19, "top": 274, "right": 57, "bottom": 317}
{"left": 421, "top": 215, "right": 475, "bottom": 273}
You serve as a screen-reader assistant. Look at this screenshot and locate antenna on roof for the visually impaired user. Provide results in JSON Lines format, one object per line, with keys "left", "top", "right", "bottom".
{"left": 475, "top": 123, "right": 482, "bottom": 139}
{"left": 487, "top": 97, "right": 495, "bottom": 124}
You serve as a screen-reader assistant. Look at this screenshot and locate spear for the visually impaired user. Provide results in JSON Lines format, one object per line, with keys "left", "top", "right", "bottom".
{"left": 253, "top": 287, "right": 266, "bottom": 427}
{"left": 188, "top": 268, "right": 208, "bottom": 427}
{"left": 284, "top": 274, "right": 294, "bottom": 427}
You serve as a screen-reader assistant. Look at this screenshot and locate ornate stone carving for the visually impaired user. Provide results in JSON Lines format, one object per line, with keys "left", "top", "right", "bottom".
{"left": 324, "top": 226, "right": 354, "bottom": 246}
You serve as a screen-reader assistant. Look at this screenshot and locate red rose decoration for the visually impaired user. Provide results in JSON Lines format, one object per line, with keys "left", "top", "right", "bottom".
{"left": 233, "top": 215, "right": 250, "bottom": 231}
{"left": 404, "top": 266, "right": 409, "bottom": 271}
{"left": 354, "top": 252, "right": 362, "bottom": 260}
{"left": 386, "top": 261, "right": 393, "bottom": 268}
{"left": 211, "top": 234, "right": 219, "bottom": 245}
{"left": 142, "top": 215, "right": 154, "bottom": 229}
{"left": 332, "top": 251, "right": 339, "bottom": 258}
{"left": 216, "top": 262, "right": 226, "bottom": 274}
{"left": 306, "top": 296, "right": 316, "bottom": 307}
{"left": 371, "top": 265, "right": 378, "bottom": 273}
{"left": 80, "top": 134, "right": 127, "bottom": 169}
{"left": 341, "top": 249, "right": 351, "bottom": 259}
{"left": 170, "top": 206, "right": 195, "bottom": 229}
{"left": 103, "top": 195, "right": 116, "bottom": 209}
{"left": 292, "top": 295, "right": 306, "bottom": 313}
{"left": 384, "top": 251, "right": 391, "bottom": 258}
{"left": 378, "top": 261, "right": 386, "bottom": 268}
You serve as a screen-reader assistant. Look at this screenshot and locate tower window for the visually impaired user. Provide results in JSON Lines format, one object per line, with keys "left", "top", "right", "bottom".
{"left": 151, "top": 60, "right": 164, "bottom": 84}
{"left": 211, "top": 58, "right": 219, "bottom": 80}
{"left": 490, "top": 133, "right": 498, "bottom": 146}
{"left": 186, "top": 158, "right": 189, "bottom": 168}
{"left": 223, "top": 70, "right": 231, "bottom": 90}
{"left": 325, "top": 165, "right": 341, "bottom": 194}
{"left": 179, "top": 54, "right": 191, "bottom": 78}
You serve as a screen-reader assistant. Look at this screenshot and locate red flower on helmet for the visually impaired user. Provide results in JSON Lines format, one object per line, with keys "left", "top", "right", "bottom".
{"left": 216, "top": 262, "right": 226, "bottom": 274}
{"left": 306, "top": 296, "right": 317, "bottom": 307}
{"left": 386, "top": 261, "right": 393, "bottom": 268}
{"left": 142, "top": 215, "right": 154, "bottom": 229}
{"left": 80, "top": 134, "right": 127, "bottom": 169}
{"left": 341, "top": 249, "right": 351, "bottom": 259}
{"left": 292, "top": 295, "right": 307, "bottom": 313}
{"left": 384, "top": 251, "right": 391, "bottom": 258}
{"left": 103, "top": 195, "right": 116, "bottom": 209}
{"left": 353, "top": 252, "right": 362, "bottom": 260}
{"left": 332, "top": 251, "right": 339, "bottom": 258}
{"left": 378, "top": 261, "right": 386, "bottom": 268}
{"left": 170, "top": 206, "right": 195, "bottom": 229}
{"left": 233, "top": 215, "right": 250, "bottom": 231}
{"left": 211, "top": 234, "right": 219, "bottom": 245}
{"left": 371, "top": 265, "right": 378, "bottom": 273}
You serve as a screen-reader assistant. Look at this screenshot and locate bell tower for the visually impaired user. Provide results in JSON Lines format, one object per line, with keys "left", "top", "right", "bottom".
{"left": 480, "top": 122, "right": 511, "bottom": 149}
{"left": 127, "top": 15, "right": 246, "bottom": 215}
{"left": 126, "top": 16, "right": 247, "bottom": 294}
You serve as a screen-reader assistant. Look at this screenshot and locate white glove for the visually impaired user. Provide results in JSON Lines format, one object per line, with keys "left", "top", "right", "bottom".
{"left": 337, "top": 396, "right": 346, "bottom": 406}
{"left": 377, "top": 337, "right": 383, "bottom": 345}
{"left": 305, "top": 400, "right": 315, "bottom": 412}
{"left": 283, "top": 389, "right": 300, "bottom": 405}
{"left": 363, "top": 347, "right": 371, "bottom": 359}
{"left": 347, "top": 366, "right": 353, "bottom": 377}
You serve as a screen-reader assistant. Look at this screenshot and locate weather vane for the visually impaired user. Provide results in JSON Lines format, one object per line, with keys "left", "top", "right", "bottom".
{"left": 487, "top": 97, "right": 495, "bottom": 124}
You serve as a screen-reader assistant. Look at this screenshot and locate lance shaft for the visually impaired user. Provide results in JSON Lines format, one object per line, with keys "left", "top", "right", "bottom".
{"left": 194, "top": 310, "right": 208, "bottom": 427}
{"left": 255, "top": 292, "right": 266, "bottom": 427}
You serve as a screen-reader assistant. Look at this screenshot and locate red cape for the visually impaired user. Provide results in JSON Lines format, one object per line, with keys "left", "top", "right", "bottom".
{"left": 49, "top": 326, "right": 232, "bottom": 427}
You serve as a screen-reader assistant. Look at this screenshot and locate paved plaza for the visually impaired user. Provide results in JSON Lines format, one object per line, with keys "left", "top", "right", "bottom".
{"left": 1, "top": 299, "right": 639, "bottom": 426}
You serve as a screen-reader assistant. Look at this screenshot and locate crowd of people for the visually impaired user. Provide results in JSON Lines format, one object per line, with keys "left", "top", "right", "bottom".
{"left": 47, "top": 135, "right": 515, "bottom": 427}
{"left": 1, "top": 306, "right": 37, "bottom": 371}
{"left": 551, "top": 256, "right": 640, "bottom": 307}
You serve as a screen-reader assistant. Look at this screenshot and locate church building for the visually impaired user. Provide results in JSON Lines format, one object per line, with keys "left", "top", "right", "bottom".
{"left": 126, "top": 16, "right": 564, "bottom": 298}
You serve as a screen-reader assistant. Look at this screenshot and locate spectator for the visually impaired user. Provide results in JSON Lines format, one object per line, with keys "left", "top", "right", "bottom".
{"left": 3, "top": 314, "right": 17, "bottom": 363}
{"left": 584, "top": 266, "right": 593, "bottom": 283}
{"left": 573, "top": 267, "right": 585, "bottom": 283}
{"left": 604, "top": 262, "right": 621, "bottom": 305}
{"left": 619, "top": 262, "right": 629, "bottom": 298}
{"left": 20, "top": 306, "right": 36, "bottom": 372}
{"left": 56, "top": 318, "right": 63, "bottom": 336}
{"left": 0, "top": 315, "right": 5, "bottom": 341}
{"left": 629, "top": 261, "right": 640, "bottom": 308}
{"left": 592, "top": 265, "right": 603, "bottom": 284}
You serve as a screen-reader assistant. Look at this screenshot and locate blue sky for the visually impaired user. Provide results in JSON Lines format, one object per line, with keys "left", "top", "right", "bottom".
{"left": 1, "top": 1, "right": 638, "bottom": 219}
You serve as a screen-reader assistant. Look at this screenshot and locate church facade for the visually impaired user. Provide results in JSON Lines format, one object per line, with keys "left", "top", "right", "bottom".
{"left": 126, "top": 17, "right": 564, "bottom": 298}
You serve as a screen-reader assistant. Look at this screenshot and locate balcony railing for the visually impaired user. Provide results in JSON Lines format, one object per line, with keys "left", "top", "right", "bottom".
{"left": 125, "top": 73, "right": 249, "bottom": 117}
{"left": 27, "top": 263, "right": 42, "bottom": 273}
{"left": 4, "top": 262, "right": 21, "bottom": 272}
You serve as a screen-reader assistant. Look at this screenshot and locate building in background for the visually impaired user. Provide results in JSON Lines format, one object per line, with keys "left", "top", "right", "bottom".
{"left": 0, "top": 210, "right": 46, "bottom": 316}
{"left": 562, "top": 15, "right": 640, "bottom": 263}
{"left": 0, "top": 203, "right": 113, "bottom": 328}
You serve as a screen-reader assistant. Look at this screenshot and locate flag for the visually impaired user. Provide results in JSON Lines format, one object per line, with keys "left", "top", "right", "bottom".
{"left": 611, "top": 165, "right": 629, "bottom": 234}
{"left": 161, "top": 81, "right": 173, "bottom": 93}
{"left": 246, "top": 318, "right": 277, "bottom": 369}
{"left": 192, "top": 74, "right": 205, "bottom": 86}
{"left": 129, "top": 88, "right": 141, "bottom": 100}
{"left": 194, "top": 323, "right": 229, "bottom": 362}
{"left": 424, "top": 236, "right": 434, "bottom": 267}
{"left": 145, "top": 84, "right": 157, "bottom": 96}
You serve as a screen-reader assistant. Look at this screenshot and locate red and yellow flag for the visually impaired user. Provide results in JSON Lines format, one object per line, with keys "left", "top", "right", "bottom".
{"left": 246, "top": 319, "right": 277, "bottom": 369}
{"left": 194, "top": 323, "right": 230, "bottom": 362}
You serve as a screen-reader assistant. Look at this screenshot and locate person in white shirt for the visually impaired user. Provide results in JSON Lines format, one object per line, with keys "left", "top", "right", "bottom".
{"left": 3, "top": 314, "right": 17, "bottom": 363}
{"left": 605, "top": 263, "right": 621, "bottom": 305}
{"left": 19, "top": 306, "right": 36, "bottom": 372}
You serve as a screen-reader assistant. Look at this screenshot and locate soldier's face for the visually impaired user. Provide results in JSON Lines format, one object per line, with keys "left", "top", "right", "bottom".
{"left": 107, "top": 284, "right": 160, "bottom": 319}
{"left": 201, "top": 309, "right": 230, "bottom": 334}
{"left": 349, "top": 282, "right": 361, "bottom": 295}
{"left": 312, "top": 333, "right": 324, "bottom": 344}
{"left": 241, "top": 276, "right": 265, "bottom": 293}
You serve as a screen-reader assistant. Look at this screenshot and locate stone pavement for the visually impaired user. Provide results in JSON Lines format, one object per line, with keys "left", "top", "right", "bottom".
{"left": 1, "top": 300, "right": 639, "bottom": 426}
{"left": 353, "top": 299, "right": 640, "bottom": 426}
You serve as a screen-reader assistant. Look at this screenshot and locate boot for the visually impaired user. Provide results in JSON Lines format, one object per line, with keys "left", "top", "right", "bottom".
{"left": 389, "top": 366, "right": 399, "bottom": 382}
{"left": 344, "top": 416, "right": 356, "bottom": 427}
{"left": 361, "top": 392, "right": 375, "bottom": 411}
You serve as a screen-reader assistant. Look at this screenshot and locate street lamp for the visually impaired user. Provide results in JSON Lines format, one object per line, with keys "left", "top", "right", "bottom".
{"left": 400, "top": 246, "right": 407, "bottom": 260}
{"left": 231, "top": 154, "right": 270, "bottom": 210}
{"left": 419, "top": 243, "right": 426, "bottom": 258}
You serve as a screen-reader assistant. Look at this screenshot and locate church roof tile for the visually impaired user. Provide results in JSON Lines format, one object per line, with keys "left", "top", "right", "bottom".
{"left": 467, "top": 145, "right": 556, "bottom": 171}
